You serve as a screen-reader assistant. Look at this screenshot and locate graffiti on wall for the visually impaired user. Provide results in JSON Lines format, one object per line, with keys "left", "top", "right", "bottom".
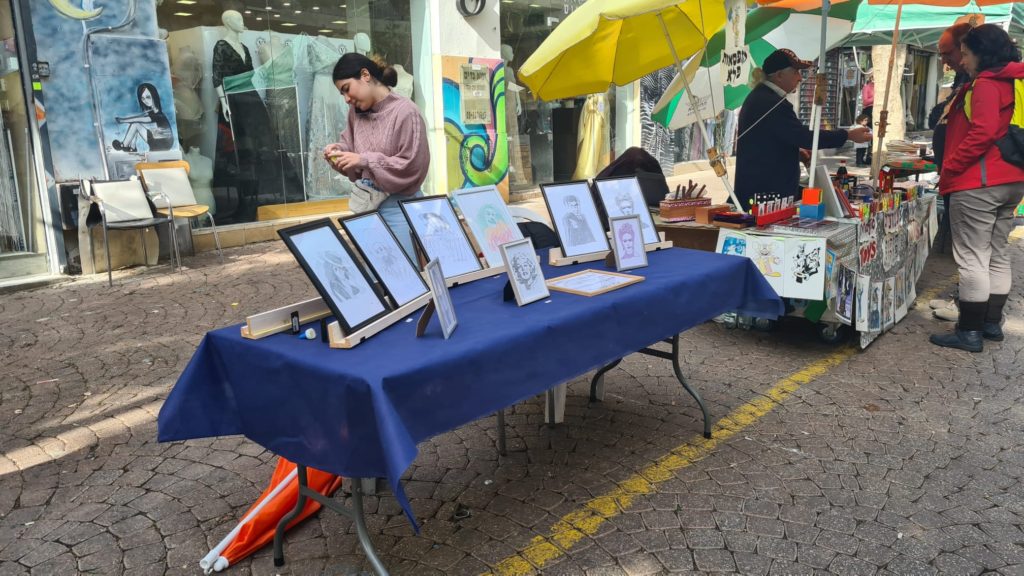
{"left": 441, "top": 56, "right": 509, "bottom": 200}
{"left": 30, "top": 0, "right": 172, "bottom": 180}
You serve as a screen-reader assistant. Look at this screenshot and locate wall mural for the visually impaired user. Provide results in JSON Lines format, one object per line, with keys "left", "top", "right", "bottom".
{"left": 441, "top": 56, "right": 509, "bottom": 200}
{"left": 29, "top": 0, "right": 172, "bottom": 180}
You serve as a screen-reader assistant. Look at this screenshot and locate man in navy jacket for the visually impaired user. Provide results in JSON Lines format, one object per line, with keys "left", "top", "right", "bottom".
{"left": 734, "top": 49, "right": 872, "bottom": 210}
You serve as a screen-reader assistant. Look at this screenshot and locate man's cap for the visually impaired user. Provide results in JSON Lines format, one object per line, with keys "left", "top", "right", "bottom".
{"left": 762, "top": 49, "right": 813, "bottom": 75}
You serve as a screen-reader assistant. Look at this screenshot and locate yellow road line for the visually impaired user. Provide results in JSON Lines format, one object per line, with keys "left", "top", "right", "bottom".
{"left": 484, "top": 346, "right": 858, "bottom": 576}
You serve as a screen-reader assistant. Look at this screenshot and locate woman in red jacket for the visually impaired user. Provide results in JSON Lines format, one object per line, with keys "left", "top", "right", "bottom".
{"left": 931, "top": 24, "right": 1024, "bottom": 353}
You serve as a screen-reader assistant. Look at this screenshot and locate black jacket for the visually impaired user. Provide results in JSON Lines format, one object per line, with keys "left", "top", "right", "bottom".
{"left": 734, "top": 83, "right": 848, "bottom": 210}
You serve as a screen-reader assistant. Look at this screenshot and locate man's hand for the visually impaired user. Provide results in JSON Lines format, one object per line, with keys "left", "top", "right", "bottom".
{"left": 847, "top": 127, "right": 872, "bottom": 143}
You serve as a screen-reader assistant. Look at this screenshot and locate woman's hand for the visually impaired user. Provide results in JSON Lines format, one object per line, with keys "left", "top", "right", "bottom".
{"left": 331, "top": 152, "right": 363, "bottom": 172}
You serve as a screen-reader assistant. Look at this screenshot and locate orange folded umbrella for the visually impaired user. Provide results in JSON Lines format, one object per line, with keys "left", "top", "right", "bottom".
{"left": 199, "top": 457, "right": 343, "bottom": 573}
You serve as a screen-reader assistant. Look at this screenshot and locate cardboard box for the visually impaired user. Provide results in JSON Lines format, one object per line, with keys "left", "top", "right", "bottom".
{"left": 695, "top": 204, "right": 731, "bottom": 224}
{"left": 799, "top": 202, "right": 826, "bottom": 220}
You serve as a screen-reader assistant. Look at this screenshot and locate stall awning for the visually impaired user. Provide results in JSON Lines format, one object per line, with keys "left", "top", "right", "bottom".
{"left": 844, "top": 3, "right": 1024, "bottom": 47}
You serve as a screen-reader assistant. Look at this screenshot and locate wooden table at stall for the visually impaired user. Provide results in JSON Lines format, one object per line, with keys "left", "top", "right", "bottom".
{"left": 653, "top": 214, "right": 721, "bottom": 252}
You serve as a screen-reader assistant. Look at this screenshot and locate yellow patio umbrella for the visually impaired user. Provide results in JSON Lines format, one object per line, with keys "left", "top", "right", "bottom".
{"left": 518, "top": 0, "right": 743, "bottom": 210}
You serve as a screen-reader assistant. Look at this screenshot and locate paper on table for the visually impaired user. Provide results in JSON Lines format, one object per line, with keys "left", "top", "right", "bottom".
{"left": 547, "top": 270, "right": 643, "bottom": 296}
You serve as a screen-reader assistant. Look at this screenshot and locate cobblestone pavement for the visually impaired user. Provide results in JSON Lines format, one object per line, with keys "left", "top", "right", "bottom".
{"left": 1, "top": 235, "right": 1023, "bottom": 576}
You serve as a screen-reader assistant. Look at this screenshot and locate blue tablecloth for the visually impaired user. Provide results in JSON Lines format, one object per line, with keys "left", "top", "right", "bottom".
{"left": 158, "top": 248, "right": 781, "bottom": 527}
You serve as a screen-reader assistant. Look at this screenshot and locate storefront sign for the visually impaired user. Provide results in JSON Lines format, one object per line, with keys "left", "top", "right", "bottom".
{"left": 459, "top": 64, "right": 492, "bottom": 125}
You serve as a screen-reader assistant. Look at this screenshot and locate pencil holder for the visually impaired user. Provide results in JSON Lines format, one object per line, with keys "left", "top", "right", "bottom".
{"left": 659, "top": 197, "right": 711, "bottom": 222}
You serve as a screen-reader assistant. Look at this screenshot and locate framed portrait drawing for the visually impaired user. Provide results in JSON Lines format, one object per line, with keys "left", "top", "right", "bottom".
{"left": 609, "top": 215, "right": 648, "bottom": 271}
{"left": 278, "top": 219, "right": 391, "bottom": 334}
{"left": 339, "top": 212, "right": 429, "bottom": 308}
{"left": 425, "top": 258, "right": 458, "bottom": 339}
{"left": 594, "top": 176, "right": 660, "bottom": 245}
{"left": 541, "top": 181, "right": 610, "bottom": 258}
{"left": 500, "top": 237, "right": 549, "bottom": 306}
{"left": 400, "top": 196, "right": 483, "bottom": 279}
{"left": 453, "top": 185, "right": 524, "bottom": 268}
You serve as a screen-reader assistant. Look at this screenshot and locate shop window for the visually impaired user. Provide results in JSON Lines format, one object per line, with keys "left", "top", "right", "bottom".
{"left": 157, "top": 0, "right": 415, "bottom": 226}
{"left": 500, "top": 0, "right": 621, "bottom": 196}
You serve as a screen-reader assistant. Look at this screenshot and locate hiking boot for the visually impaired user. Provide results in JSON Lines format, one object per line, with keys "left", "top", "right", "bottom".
{"left": 929, "top": 329, "right": 984, "bottom": 352}
{"left": 983, "top": 322, "right": 1004, "bottom": 342}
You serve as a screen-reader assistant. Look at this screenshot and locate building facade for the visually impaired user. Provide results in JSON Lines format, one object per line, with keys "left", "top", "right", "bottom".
{"left": 0, "top": 0, "right": 642, "bottom": 284}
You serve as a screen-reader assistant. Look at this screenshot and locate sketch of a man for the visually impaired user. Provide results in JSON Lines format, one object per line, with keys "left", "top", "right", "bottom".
{"left": 372, "top": 241, "right": 409, "bottom": 281}
{"left": 617, "top": 224, "right": 637, "bottom": 259}
{"left": 322, "top": 251, "right": 361, "bottom": 301}
{"left": 510, "top": 252, "right": 539, "bottom": 290}
{"left": 561, "top": 194, "right": 595, "bottom": 246}
{"left": 420, "top": 211, "right": 469, "bottom": 262}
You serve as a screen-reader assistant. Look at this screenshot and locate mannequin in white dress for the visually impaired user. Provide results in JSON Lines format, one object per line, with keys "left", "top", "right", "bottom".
{"left": 393, "top": 64, "right": 414, "bottom": 99}
{"left": 502, "top": 44, "right": 527, "bottom": 185}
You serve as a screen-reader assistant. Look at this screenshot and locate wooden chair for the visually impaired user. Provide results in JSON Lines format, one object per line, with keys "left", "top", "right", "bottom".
{"left": 136, "top": 161, "right": 223, "bottom": 261}
{"left": 84, "top": 178, "right": 181, "bottom": 287}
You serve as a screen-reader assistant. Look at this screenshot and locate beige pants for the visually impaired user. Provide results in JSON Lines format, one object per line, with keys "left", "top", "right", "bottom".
{"left": 949, "top": 183, "right": 1024, "bottom": 302}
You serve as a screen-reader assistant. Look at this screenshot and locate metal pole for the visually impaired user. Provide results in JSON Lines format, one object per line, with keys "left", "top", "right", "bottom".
{"left": 870, "top": 1, "right": 904, "bottom": 181}
{"left": 807, "top": 0, "right": 831, "bottom": 189}
{"left": 657, "top": 13, "right": 745, "bottom": 213}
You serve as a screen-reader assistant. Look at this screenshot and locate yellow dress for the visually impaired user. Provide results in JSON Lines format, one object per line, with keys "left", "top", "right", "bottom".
{"left": 573, "top": 93, "right": 611, "bottom": 180}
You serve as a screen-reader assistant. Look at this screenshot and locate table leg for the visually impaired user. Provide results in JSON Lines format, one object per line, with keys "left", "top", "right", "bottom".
{"left": 273, "top": 465, "right": 310, "bottom": 567}
{"left": 589, "top": 359, "right": 622, "bottom": 402}
{"left": 670, "top": 335, "right": 711, "bottom": 439}
{"left": 496, "top": 409, "right": 507, "bottom": 456}
{"left": 636, "top": 336, "right": 711, "bottom": 439}
{"left": 544, "top": 383, "right": 567, "bottom": 425}
{"left": 273, "top": 467, "right": 390, "bottom": 575}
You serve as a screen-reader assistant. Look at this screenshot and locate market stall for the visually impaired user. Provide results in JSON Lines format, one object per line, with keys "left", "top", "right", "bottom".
{"left": 712, "top": 182, "right": 937, "bottom": 347}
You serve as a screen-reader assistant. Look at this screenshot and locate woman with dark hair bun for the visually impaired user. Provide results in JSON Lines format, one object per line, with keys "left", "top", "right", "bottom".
{"left": 323, "top": 52, "right": 429, "bottom": 257}
{"left": 931, "top": 24, "right": 1024, "bottom": 352}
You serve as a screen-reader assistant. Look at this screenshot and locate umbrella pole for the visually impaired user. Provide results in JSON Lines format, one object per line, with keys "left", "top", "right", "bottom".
{"left": 657, "top": 14, "right": 745, "bottom": 213}
{"left": 807, "top": 0, "right": 831, "bottom": 190}
{"left": 870, "top": 1, "right": 904, "bottom": 180}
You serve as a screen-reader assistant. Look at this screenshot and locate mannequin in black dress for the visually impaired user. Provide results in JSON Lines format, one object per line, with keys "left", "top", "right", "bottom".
{"left": 212, "top": 10, "right": 303, "bottom": 217}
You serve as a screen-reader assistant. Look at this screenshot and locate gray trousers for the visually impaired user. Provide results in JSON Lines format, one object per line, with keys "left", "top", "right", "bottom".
{"left": 949, "top": 183, "right": 1024, "bottom": 302}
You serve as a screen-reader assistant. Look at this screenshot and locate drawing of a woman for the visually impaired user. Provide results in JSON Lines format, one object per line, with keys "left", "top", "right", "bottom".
{"left": 112, "top": 83, "right": 174, "bottom": 153}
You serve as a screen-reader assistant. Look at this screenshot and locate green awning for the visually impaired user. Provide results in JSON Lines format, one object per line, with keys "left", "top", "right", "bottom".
{"left": 844, "top": 3, "right": 1024, "bottom": 47}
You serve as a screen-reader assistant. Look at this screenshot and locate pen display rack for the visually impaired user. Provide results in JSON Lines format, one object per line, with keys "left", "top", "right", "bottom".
{"left": 753, "top": 204, "right": 798, "bottom": 227}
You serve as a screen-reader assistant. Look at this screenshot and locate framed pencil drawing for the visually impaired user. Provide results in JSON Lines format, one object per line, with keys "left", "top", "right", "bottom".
{"left": 609, "top": 215, "right": 648, "bottom": 271}
{"left": 400, "top": 195, "right": 483, "bottom": 279}
{"left": 278, "top": 219, "right": 391, "bottom": 334}
{"left": 339, "top": 212, "right": 429, "bottom": 308}
{"left": 425, "top": 258, "right": 458, "bottom": 339}
{"left": 500, "top": 237, "right": 549, "bottom": 306}
{"left": 453, "top": 185, "right": 523, "bottom": 268}
{"left": 594, "top": 176, "right": 660, "bottom": 245}
{"left": 541, "top": 181, "right": 610, "bottom": 258}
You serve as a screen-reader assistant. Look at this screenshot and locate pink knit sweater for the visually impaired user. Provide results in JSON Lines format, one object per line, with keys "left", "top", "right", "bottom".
{"left": 328, "top": 92, "right": 430, "bottom": 196}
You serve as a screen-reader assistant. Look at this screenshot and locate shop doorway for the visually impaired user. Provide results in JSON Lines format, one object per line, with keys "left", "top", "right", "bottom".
{"left": 0, "top": 0, "right": 48, "bottom": 281}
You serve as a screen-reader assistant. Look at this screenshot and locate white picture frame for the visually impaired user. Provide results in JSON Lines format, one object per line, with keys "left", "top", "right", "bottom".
{"left": 500, "top": 237, "right": 549, "bottom": 306}
{"left": 453, "top": 185, "right": 524, "bottom": 268}
{"left": 339, "top": 212, "right": 429, "bottom": 308}
{"left": 541, "top": 181, "right": 610, "bottom": 258}
{"left": 400, "top": 196, "right": 483, "bottom": 279}
{"left": 425, "top": 258, "right": 458, "bottom": 339}
{"left": 594, "top": 176, "right": 660, "bottom": 245}
{"left": 609, "top": 215, "right": 648, "bottom": 272}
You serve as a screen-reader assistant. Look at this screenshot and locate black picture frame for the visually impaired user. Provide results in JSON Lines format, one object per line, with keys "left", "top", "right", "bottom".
{"left": 540, "top": 180, "right": 611, "bottom": 258}
{"left": 278, "top": 218, "right": 391, "bottom": 334}
{"left": 338, "top": 212, "right": 430, "bottom": 308}
{"left": 399, "top": 195, "right": 483, "bottom": 279}
{"left": 594, "top": 175, "right": 661, "bottom": 246}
